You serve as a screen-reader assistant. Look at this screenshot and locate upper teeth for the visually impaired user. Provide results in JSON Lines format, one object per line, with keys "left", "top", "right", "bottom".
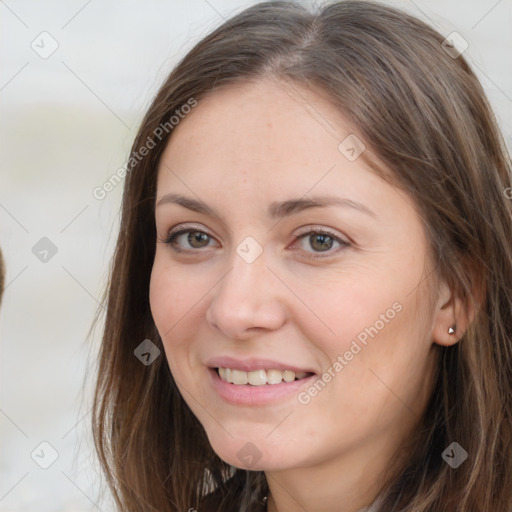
{"left": 218, "top": 367, "right": 308, "bottom": 385}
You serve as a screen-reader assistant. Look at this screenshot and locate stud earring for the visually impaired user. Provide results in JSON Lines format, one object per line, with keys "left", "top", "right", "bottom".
{"left": 448, "top": 324, "right": 456, "bottom": 335}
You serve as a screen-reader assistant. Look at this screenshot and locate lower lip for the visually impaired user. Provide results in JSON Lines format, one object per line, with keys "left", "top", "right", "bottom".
{"left": 208, "top": 368, "right": 316, "bottom": 406}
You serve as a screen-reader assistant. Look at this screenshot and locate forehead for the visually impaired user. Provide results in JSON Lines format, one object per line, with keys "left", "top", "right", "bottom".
{"left": 157, "top": 79, "right": 382, "bottom": 190}
{"left": 154, "top": 80, "right": 427, "bottom": 261}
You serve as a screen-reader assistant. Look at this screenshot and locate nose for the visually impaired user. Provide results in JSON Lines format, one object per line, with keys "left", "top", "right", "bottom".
{"left": 205, "top": 249, "right": 287, "bottom": 340}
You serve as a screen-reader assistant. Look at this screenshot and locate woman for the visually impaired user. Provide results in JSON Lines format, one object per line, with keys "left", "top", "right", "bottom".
{"left": 92, "top": 1, "right": 512, "bottom": 511}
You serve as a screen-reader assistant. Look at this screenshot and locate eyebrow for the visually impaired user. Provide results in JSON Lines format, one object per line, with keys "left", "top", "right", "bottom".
{"left": 156, "top": 193, "right": 376, "bottom": 219}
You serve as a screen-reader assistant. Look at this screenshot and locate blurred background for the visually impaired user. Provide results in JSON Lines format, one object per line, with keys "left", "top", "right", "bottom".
{"left": 1, "top": 0, "right": 511, "bottom": 510}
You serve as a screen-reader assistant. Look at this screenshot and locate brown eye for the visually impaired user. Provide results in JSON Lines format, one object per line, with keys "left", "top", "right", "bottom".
{"left": 294, "top": 229, "right": 350, "bottom": 259}
{"left": 162, "top": 228, "right": 216, "bottom": 252}
{"left": 185, "top": 231, "right": 211, "bottom": 249}
{"left": 159, "top": 225, "right": 350, "bottom": 259}
{"left": 309, "top": 233, "right": 335, "bottom": 252}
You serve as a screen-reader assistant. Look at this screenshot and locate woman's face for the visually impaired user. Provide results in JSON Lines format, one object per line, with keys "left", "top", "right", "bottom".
{"left": 150, "top": 78, "right": 441, "bottom": 475}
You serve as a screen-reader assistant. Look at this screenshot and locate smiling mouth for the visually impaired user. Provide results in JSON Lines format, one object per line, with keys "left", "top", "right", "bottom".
{"left": 216, "top": 367, "right": 315, "bottom": 386}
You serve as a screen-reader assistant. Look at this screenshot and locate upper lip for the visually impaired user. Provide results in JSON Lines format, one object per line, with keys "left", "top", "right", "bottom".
{"left": 207, "top": 356, "right": 316, "bottom": 374}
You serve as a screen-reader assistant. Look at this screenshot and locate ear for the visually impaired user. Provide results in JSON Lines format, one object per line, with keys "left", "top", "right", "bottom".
{"left": 431, "top": 277, "right": 481, "bottom": 347}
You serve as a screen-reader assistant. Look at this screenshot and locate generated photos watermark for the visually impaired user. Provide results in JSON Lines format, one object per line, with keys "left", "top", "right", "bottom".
{"left": 93, "top": 97, "right": 198, "bottom": 200}
{"left": 298, "top": 301, "right": 403, "bottom": 405}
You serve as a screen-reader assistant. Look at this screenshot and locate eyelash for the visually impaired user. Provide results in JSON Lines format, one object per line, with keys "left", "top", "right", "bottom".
{"left": 157, "top": 224, "right": 350, "bottom": 259}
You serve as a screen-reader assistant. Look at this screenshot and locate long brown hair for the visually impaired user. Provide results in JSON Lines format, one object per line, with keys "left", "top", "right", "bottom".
{"left": 91, "top": 1, "right": 512, "bottom": 510}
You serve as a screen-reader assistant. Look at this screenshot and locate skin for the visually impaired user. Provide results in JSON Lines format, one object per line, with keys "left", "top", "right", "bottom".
{"left": 149, "top": 78, "right": 466, "bottom": 512}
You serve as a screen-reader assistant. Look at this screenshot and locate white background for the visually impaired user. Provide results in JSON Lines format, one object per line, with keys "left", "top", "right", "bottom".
{"left": 1, "top": 0, "right": 511, "bottom": 510}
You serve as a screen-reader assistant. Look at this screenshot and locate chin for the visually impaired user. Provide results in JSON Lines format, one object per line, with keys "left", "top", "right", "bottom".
{"left": 205, "top": 428, "right": 303, "bottom": 472}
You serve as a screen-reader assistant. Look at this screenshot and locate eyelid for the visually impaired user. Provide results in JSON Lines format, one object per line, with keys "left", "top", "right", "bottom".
{"left": 166, "top": 222, "right": 212, "bottom": 238}
{"left": 294, "top": 224, "right": 350, "bottom": 244}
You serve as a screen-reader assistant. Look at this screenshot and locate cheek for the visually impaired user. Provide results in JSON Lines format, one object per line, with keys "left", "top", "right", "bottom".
{"left": 149, "top": 254, "right": 218, "bottom": 372}
{"left": 295, "top": 263, "right": 430, "bottom": 407}
{"left": 149, "top": 261, "right": 190, "bottom": 364}
{"left": 149, "top": 264, "right": 174, "bottom": 332}
{"left": 291, "top": 268, "right": 403, "bottom": 360}
{"left": 149, "top": 255, "right": 200, "bottom": 335}
{"left": 149, "top": 262, "right": 190, "bottom": 379}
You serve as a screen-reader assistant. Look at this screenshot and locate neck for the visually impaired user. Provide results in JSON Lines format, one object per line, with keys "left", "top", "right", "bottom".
{"left": 263, "top": 432, "right": 405, "bottom": 512}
